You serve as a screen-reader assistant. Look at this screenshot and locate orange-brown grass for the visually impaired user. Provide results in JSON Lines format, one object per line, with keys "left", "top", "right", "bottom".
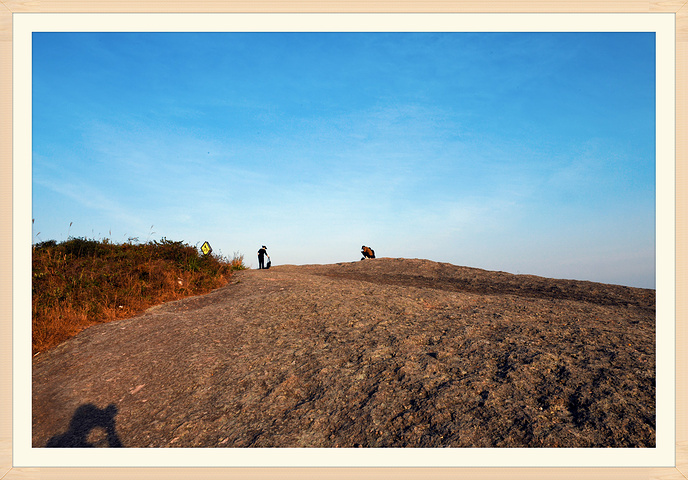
{"left": 32, "top": 237, "right": 246, "bottom": 355}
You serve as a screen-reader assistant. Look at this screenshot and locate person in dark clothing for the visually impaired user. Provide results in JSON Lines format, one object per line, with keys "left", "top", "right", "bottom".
{"left": 361, "top": 245, "right": 375, "bottom": 260}
{"left": 258, "top": 245, "right": 269, "bottom": 269}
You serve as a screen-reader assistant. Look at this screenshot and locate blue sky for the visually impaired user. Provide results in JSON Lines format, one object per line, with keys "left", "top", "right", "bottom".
{"left": 32, "top": 32, "right": 656, "bottom": 287}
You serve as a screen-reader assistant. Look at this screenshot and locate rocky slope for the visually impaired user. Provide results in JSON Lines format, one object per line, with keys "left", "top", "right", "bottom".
{"left": 32, "top": 258, "right": 655, "bottom": 448}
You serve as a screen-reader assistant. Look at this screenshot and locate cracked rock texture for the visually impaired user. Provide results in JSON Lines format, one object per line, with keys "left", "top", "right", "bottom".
{"left": 33, "top": 258, "right": 655, "bottom": 448}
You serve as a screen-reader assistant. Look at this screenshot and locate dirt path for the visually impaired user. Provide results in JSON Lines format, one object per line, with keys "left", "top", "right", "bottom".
{"left": 32, "top": 258, "right": 655, "bottom": 448}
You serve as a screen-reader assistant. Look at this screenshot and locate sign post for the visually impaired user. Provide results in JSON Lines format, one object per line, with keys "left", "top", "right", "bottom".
{"left": 201, "top": 241, "right": 212, "bottom": 256}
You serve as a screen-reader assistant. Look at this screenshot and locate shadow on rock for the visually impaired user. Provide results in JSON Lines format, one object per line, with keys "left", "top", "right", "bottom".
{"left": 46, "top": 403, "right": 123, "bottom": 447}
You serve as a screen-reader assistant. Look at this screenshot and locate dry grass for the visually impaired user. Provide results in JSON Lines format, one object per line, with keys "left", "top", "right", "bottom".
{"left": 31, "top": 259, "right": 656, "bottom": 448}
{"left": 32, "top": 237, "right": 245, "bottom": 354}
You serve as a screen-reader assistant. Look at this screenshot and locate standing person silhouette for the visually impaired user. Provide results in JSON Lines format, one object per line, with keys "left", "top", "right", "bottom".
{"left": 258, "top": 245, "right": 269, "bottom": 269}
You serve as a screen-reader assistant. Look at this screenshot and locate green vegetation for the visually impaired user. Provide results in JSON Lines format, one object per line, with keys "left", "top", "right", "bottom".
{"left": 32, "top": 237, "right": 246, "bottom": 354}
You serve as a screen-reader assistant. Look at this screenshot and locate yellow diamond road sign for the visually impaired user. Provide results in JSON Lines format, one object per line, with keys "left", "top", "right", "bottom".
{"left": 201, "top": 241, "right": 212, "bottom": 256}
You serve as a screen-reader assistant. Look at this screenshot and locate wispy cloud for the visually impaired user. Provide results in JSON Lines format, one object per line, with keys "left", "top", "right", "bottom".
{"left": 31, "top": 31, "right": 657, "bottom": 287}
{"left": 33, "top": 175, "right": 147, "bottom": 237}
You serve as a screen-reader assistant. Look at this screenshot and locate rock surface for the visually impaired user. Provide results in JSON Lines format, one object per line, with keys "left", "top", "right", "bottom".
{"left": 32, "top": 258, "right": 655, "bottom": 448}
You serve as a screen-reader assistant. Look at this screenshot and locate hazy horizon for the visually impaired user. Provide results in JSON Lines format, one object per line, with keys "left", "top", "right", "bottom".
{"left": 32, "top": 31, "right": 656, "bottom": 288}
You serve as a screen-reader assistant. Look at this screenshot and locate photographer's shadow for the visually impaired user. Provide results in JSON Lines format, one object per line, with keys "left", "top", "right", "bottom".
{"left": 46, "top": 403, "right": 123, "bottom": 447}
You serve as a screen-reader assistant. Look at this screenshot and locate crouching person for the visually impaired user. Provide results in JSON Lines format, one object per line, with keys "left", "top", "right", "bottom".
{"left": 361, "top": 245, "right": 375, "bottom": 260}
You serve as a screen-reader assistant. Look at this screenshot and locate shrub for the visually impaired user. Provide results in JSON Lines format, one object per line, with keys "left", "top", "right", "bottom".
{"left": 32, "top": 237, "right": 245, "bottom": 354}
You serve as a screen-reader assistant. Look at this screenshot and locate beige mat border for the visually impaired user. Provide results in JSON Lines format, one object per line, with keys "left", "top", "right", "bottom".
{"left": 1, "top": 1, "right": 685, "bottom": 479}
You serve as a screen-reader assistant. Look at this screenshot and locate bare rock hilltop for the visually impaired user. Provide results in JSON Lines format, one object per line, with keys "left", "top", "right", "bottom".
{"left": 32, "top": 258, "right": 655, "bottom": 448}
